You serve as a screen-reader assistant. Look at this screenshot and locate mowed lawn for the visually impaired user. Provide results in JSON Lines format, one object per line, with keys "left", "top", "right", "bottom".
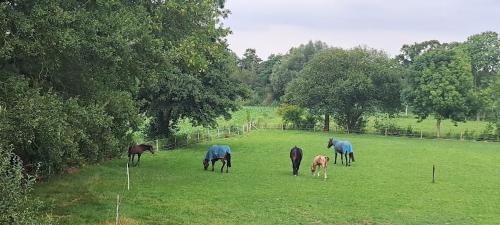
{"left": 36, "top": 130, "right": 500, "bottom": 225}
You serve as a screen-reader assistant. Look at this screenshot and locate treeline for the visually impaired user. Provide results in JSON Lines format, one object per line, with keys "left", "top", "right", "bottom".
{"left": 234, "top": 33, "right": 499, "bottom": 137}
{"left": 0, "top": 1, "right": 246, "bottom": 223}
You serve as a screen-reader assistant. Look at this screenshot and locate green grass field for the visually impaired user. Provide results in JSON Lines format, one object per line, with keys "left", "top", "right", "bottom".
{"left": 36, "top": 130, "right": 500, "bottom": 224}
{"left": 177, "top": 106, "right": 491, "bottom": 138}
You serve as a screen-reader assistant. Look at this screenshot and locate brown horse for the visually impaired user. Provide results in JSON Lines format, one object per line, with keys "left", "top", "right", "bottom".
{"left": 290, "top": 146, "right": 303, "bottom": 176}
{"left": 128, "top": 144, "right": 154, "bottom": 166}
{"left": 311, "top": 155, "right": 330, "bottom": 179}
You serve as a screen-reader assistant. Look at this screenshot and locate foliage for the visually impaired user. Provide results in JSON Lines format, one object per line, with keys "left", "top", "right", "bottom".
{"left": 285, "top": 47, "right": 403, "bottom": 132}
{"left": 0, "top": 144, "right": 48, "bottom": 225}
{"left": 0, "top": 77, "right": 133, "bottom": 175}
{"left": 137, "top": 1, "right": 248, "bottom": 138}
{"left": 404, "top": 47, "right": 475, "bottom": 137}
{"left": 270, "top": 40, "right": 328, "bottom": 101}
{"left": 277, "top": 104, "right": 319, "bottom": 128}
{"left": 397, "top": 40, "right": 442, "bottom": 66}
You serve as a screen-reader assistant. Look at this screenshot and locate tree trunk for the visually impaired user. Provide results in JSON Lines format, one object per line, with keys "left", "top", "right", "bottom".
{"left": 436, "top": 118, "right": 441, "bottom": 138}
{"left": 323, "top": 114, "right": 330, "bottom": 132}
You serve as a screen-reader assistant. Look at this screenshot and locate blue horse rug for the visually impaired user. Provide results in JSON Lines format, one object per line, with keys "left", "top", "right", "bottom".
{"left": 331, "top": 139, "right": 353, "bottom": 154}
{"left": 205, "top": 145, "right": 232, "bottom": 161}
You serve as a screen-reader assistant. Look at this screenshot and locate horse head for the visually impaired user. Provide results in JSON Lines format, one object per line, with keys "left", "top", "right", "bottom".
{"left": 327, "top": 138, "right": 334, "bottom": 148}
{"left": 145, "top": 144, "right": 155, "bottom": 154}
{"left": 310, "top": 164, "right": 316, "bottom": 174}
{"left": 203, "top": 159, "right": 209, "bottom": 170}
{"left": 349, "top": 152, "right": 355, "bottom": 162}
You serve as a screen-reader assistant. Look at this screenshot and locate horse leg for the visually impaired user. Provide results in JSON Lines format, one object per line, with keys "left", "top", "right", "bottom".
{"left": 131, "top": 154, "right": 136, "bottom": 166}
{"left": 137, "top": 153, "right": 141, "bottom": 166}
{"left": 324, "top": 165, "right": 327, "bottom": 179}
{"left": 334, "top": 152, "right": 337, "bottom": 164}
{"left": 211, "top": 160, "right": 215, "bottom": 172}
{"left": 226, "top": 159, "right": 229, "bottom": 173}
{"left": 341, "top": 153, "right": 344, "bottom": 165}
{"left": 128, "top": 153, "right": 131, "bottom": 166}
{"left": 221, "top": 160, "right": 226, "bottom": 173}
{"left": 345, "top": 153, "right": 348, "bottom": 166}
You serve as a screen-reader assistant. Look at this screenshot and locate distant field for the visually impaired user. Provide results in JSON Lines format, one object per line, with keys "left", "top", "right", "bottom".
{"left": 178, "top": 106, "right": 491, "bottom": 139}
{"left": 35, "top": 130, "right": 500, "bottom": 224}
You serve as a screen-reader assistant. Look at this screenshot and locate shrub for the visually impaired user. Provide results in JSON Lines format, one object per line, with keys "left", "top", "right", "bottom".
{"left": 0, "top": 144, "right": 49, "bottom": 224}
{"left": 0, "top": 77, "right": 137, "bottom": 177}
{"left": 277, "top": 104, "right": 319, "bottom": 129}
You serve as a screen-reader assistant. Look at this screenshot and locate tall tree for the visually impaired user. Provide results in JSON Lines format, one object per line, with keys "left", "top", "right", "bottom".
{"left": 397, "top": 40, "right": 442, "bottom": 66}
{"left": 270, "top": 40, "right": 328, "bottom": 101}
{"left": 285, "top": 47, "right": 402, "bottom": 132}
{"left": 404, "top": 48, "right": 474, "bottom": 137}
{"left": 137, "top": 0, "right": 248, "bottom": 137}
{"left": 463, "top": 31, "right": 500, "bottom": 120}
{"left": 257, "top": 54, "right": 282, "bottom": 104}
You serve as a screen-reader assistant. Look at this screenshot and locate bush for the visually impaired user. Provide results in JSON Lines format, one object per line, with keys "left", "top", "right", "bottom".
{"left": 277, "top": 104, "right": 319, "bottom": 129}
{"left": 0, "top": 144, "right": 50, "bottom": 224}
{"left": 373, "top": 116, "right": 403, "bottom": 135}
{"left": 0, "top": 77, "right": 137, "bottom": 177}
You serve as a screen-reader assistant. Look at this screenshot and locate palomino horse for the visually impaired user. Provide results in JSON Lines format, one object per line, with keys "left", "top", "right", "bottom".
{"left": 203, "top": 145, "right": 232, "bottom": 173}
{"left": 289, "top": 146, "right": 303, "bottom": 176}
{"left": 327, "top": 138, "right": 355, "bottom": 166}
{"left": 311, "top": 155, "right": 329, "bottom": 179}
{"left": 128, "top": 144, "right": 154, "bottom": 166}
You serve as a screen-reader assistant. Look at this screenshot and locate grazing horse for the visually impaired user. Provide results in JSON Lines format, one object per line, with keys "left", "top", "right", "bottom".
{"left": 311, "top": 155, "right": 329, "bottom": 179}
{"left": 128, "top": 144, "right": 154, "bottom": 166}
{"left": 289, "top": 146, "right": 303, "bottom": 176}
{"left": 203, "top": 145, "right": 232, "bottom": 173}
{"left": 327, "top": 138, "right": 355, "bottom": 166}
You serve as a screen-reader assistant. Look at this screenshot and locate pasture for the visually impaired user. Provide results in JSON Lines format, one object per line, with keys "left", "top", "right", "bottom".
{"left": 35, "top": 130, "right": 500, "bottom": 224}
{"left": 175, "top": 106, "right": 491, "bottom": 139}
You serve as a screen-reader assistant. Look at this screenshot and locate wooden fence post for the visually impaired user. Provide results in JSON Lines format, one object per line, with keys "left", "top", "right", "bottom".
{"left": 228, "top": 127, "right": 231, "bottom": 136}
{"left": 156, "top": 139, "right": 159, "bottom": 152}
{"left": 197, "top": 131, "right": 200, "bottom": 142}
{"left": 420, "top": 130, "right": 423, "bottom": 139}
{"left": 217, "top": 128, "right": 220, "bottom": 138}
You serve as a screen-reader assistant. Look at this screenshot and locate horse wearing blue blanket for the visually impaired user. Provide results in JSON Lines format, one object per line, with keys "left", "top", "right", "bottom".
{"left": 327, "top": 138, "right": 355, "bottom": 166}
{"left": 203, "top": 145, "right": 232, "bottom": 173}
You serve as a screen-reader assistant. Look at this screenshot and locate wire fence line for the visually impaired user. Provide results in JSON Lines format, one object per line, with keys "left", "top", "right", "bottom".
{"left": 144, "top": 121, "right": 498, "bottom": 152}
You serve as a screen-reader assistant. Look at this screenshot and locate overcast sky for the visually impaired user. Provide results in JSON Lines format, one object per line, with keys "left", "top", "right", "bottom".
{"left": 223, "top": 0, "right": 500, "bottom": 59}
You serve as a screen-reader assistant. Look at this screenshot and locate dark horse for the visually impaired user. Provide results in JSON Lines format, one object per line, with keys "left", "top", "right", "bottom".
{"left": 203, "top": 145, "right": 232, "bottom": 173}
{"left": 327, "top": 138, "right": 355, "bottom": 166}
{"left": 128, "top": 144, "right": 154, "bottom": 166}
{"left": 289, "top": 146, "right": 303, "bottom": 176}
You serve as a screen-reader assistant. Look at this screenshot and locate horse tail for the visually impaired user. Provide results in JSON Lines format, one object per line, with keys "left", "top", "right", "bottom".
{"left": 226, "top": 153, "right": 231, "bottom": 167}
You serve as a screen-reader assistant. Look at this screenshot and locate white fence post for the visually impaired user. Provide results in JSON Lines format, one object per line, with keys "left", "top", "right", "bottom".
{"left": 156, "top": 139, "right": 159, "bottom": 152}
{"left": 115, "top": 194, "right": 120, "bottom": 225}
{"left": 127, "top": 163, "right": 130, "bottom": 191}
